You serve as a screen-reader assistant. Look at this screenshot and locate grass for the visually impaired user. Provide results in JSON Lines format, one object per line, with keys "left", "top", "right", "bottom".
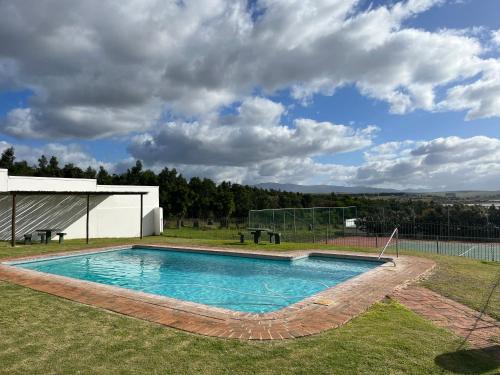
{"left": 1, "top": 281, "right": 498, "bottom": 374}
{"left": 1, "top": 234, "right": 498, "bottom": 373}
{"left": 420, "top": 255, "right": 500, "bottom": 320}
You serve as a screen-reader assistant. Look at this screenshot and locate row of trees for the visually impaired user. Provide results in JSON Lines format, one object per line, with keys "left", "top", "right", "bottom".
{"left": 0, "top": 147, "right": 312, "bottom": 223}
{"left": 1, "top": 147, "right": 500, "bottom": 228}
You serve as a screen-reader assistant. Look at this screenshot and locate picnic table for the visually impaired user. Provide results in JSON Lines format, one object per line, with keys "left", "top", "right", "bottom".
{"left": 247, "top": 228, "right": 281, "bottom": 244}
{"left": 36, "top": 229, "right": 61, "bottom": 244}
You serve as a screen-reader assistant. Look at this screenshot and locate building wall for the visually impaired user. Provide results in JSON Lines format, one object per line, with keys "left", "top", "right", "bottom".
{"left": 0, "top": 169, "right": 7, "bottom": 192}
{"left": 7, "top": 175, "right": 97, "bottom": 192}
{"left": 0, "top": 169, "right": 161, "bottom": 241}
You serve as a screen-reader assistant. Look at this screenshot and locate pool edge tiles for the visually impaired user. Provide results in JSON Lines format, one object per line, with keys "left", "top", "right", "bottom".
{"left": 0, "top": 245, "right": 436, "bottom": 340}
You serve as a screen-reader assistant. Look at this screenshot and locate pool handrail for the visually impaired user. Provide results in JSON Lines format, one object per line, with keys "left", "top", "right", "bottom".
{"left": 378, "top": 227, "right": 398, "bottom": 260}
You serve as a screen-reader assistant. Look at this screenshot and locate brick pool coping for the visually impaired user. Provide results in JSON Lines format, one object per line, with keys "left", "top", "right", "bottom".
{"left": 0, "top": 244, "right": 435, "bottom": 340}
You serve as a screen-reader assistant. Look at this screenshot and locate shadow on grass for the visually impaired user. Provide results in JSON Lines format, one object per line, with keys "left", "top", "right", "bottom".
{"left": 435, "top": 268, "right": 500, "bottom": 373}
{"left": 435, "top": 345, "right": 500, "bottom": 374}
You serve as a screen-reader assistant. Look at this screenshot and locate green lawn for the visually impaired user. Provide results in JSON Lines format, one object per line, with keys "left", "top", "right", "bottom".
{"left": 0, "top": 281, "right": 497, "bottom": 374}
{"left": 420, "top": 255, "right": 500, "bottom": 320}
{"left": 0, "top": 235, "right": 498, "bottom": 374}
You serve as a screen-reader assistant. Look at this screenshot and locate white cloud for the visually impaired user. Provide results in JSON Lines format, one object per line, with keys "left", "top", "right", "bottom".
{"left": 353, "top": 136, "right": 500, "bottom": 190}
{"left": 0, "top": 141, "right": 113, "bottom": 171}
{"left": 134, "top": 134, "right": 500, "bottom": 191}
{"left": 492, "top": 29, "right": 500, "bottom": 46}
{"left": 124, "top": 157, "right": 357, "bottom": 186}
{"left": 0, "top": 0, "right": 499, "bottom": 139}
{"left": 128, "top": 96, "right": 377, "bottom": 168}
{"left": 162, "top": 135, "right": 494, "bottom": 189}
{"left": 2, "top": 100, "right": 163, "bottom": 139}
{"left": 437, "top": 61, "right": 500, "bottom": 120}
{"left": 3, "top": 133, "right": 500, "bottom": 191}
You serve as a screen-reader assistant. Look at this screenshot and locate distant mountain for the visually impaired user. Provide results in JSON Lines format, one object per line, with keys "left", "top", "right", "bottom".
{"left": 254, "top": 183, "right": 400, "bottom": 194}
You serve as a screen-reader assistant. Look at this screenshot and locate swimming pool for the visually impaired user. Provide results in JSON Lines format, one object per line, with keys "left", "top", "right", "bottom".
{"left": 13, "top": 247, "right": 382, "bottom": 313}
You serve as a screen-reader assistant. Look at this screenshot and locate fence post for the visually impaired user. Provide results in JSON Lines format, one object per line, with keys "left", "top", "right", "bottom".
{"left": 283, "top": 210, "right": 286, "bottom": 238}
{"left": 293, "top": 209, "right": 296, "bottom": 237}
{"left": 436, "top": 236, "right": 440, "bottom": 254}
{"left": 327, "top": 208, "right": 331, "bottom": 245}
{"left": 342, "top": 207, "right": 345, "bottom": 237}
{"left": 396, "top": 228, "right": 399, "bottom": 258}
{"left": 312, "top": 207, "right": 316, "bottom": 243}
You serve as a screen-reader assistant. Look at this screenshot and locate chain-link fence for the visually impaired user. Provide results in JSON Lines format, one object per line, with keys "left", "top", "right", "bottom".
{"left": 248, "top": 206, "right": 358, "bottom": 243}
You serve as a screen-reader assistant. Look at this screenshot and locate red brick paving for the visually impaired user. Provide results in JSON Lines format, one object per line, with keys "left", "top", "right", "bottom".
{"left": 392, "top": 286, "right": 500, "bottom": 358}
{"left": 0, "top": 245, "right": 435, "bottom": 340}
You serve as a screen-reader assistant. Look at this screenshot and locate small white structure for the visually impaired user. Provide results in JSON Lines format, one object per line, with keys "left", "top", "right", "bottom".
{"left": 345, "top": 218, "right": 357, "bottom": 228}
{"left": 0, "top": 169, "right": 162, "bottom": 244}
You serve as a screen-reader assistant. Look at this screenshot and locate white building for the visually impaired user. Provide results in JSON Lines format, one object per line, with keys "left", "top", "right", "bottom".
{"left": 0, "top": 169, "right": 162, "bottom": 244}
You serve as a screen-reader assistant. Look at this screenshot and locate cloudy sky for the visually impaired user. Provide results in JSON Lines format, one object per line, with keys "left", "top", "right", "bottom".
{"left": 0, "top": 0, "right": 499, "bottom": 190}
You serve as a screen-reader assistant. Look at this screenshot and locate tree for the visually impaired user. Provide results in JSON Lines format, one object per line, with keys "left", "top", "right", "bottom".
{"left": 171, "top": 174, "right": 191, "bottom": 227}
{"left": 125, "top": 160, "right": 143, "bottom": 185}
{"left": 301, "top": 194, "right": 313, "bottom": 208}
{"left": 10, "top": 160, "right": 34, "bottom": 176}
{"left": 84, "top": 166, "right": 97, "bottom": 179}
{"left": 61, "top": 163, "right": 84, "bottom": 178}
{"left": 96, "top": 166, "right": 112, "bottom": 184}
{"left": 254, "top": 188, "right": 273, "bottom": 209}
{"left": 37, "top": 155, "right": 49, "bottom": 175}
{"left": 140, "top": 169, "right": 158, "bottom": 186}
{"left": 158, "top": 168, "right": 191, "bottom": 226}
{"left": 0, "top": 147, "right": 15, "bottom": 169}
{"left": 188, "top": 177, "right": 217, "bottom": 218}
{"left": 231, "top": 184, "right": 252, "bottom": 218}
{"left": 48, "top": 156, "right": 61, "bottom": 177}
{"left": 214, "top": 182, "right": 235, "bottom": 227}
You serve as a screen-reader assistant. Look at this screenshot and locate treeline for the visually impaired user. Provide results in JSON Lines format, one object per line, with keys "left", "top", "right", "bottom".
{"left": 1, "top": 147, "right": 500, "bottom": 227}
{"left": 0, "top": 147, "right": 316, "bottom": 221}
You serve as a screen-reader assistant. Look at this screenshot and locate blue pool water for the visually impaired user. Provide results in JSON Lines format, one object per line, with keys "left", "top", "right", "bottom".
{"left": 14, "top": 248, "right": 381, "bottom": 313}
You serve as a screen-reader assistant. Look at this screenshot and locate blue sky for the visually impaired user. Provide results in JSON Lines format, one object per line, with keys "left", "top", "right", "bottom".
{"left": 0, "top": 0, "right": 499, "bottom": 190}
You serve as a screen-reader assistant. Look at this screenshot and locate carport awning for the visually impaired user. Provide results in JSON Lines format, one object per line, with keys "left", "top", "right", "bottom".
{"left": 4, "top": 190, "right": 149, "bottom": 246}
